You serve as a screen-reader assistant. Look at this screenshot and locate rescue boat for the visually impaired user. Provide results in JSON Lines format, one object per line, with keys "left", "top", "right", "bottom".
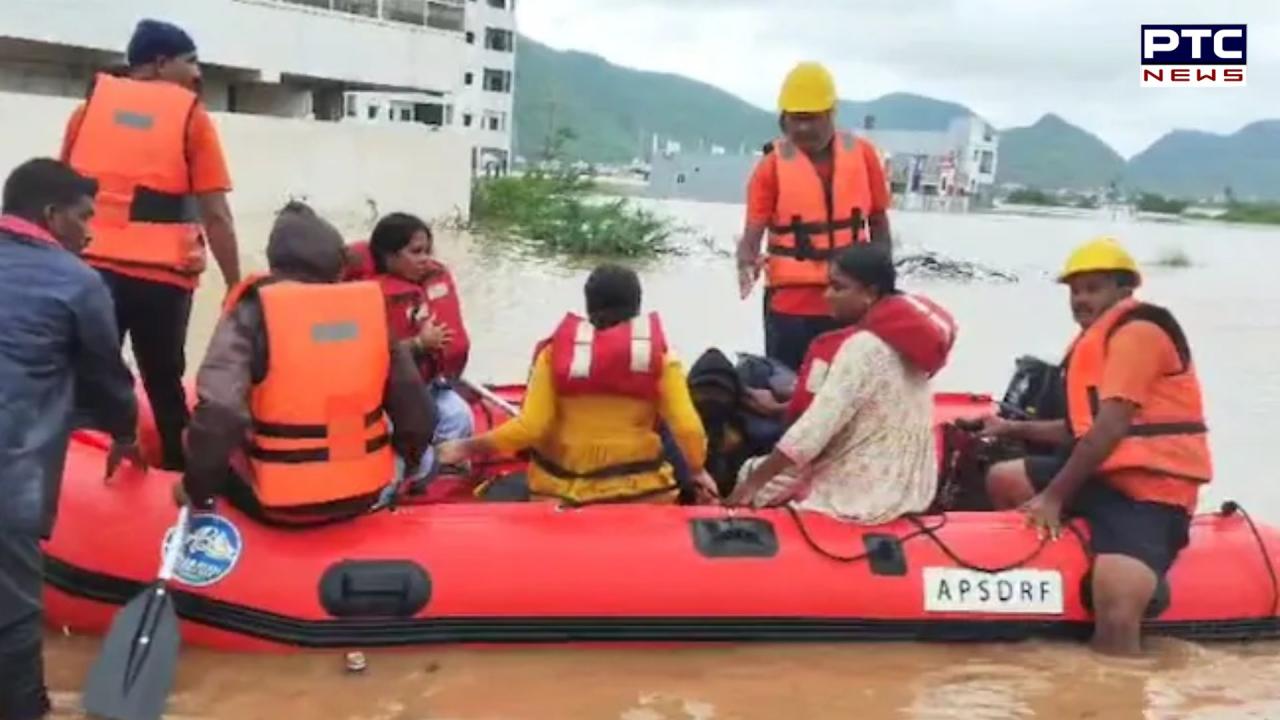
{"left": 41, "top": 387, "right": 1280, "bottom": 651}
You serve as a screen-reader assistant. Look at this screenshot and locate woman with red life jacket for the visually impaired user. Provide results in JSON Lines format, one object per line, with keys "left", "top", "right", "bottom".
{"left": 725, "top": 244, "right": 957, "bottom": 521}
{"left": 363, "top": 213, "right": 475, "bottom": 445}
{"left": 437, "top": 265, "right": 711, "bottom": 505}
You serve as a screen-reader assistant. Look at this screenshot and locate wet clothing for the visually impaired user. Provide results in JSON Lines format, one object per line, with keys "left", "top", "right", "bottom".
{"left": 0, "top": 216, "right": 136, "bottom": 720}
{"left": 1026, "top": 453, "right": 1191, "bottom": 576}
{"left": 183, "top": 213, "right": 434, "bottom": 514}
{"left": 0, "top": 531, "right": 48, "bottom": 720}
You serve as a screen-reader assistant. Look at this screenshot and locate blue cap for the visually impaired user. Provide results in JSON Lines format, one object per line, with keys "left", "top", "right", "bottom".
{"left": 126, "top": 19, "right": 197, "bottom": 67}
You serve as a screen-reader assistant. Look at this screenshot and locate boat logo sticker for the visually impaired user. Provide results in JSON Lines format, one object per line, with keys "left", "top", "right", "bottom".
{"left": 162, "top": 514, "right": 244, "bottom": 587}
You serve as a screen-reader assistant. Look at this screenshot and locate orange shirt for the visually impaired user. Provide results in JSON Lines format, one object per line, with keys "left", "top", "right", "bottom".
{"left": 1098, "top": 320, "right": 1201, "bottom": 512}
{"left": 62, "top": 102, "right": 233, "bottom": 290}
{"left": 746, "top": 139, "right": 890, "bottom": 317}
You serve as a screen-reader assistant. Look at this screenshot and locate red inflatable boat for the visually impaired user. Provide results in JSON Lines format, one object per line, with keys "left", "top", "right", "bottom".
{"left": 42, "top": 387, "right": 1280, "bottom": 651}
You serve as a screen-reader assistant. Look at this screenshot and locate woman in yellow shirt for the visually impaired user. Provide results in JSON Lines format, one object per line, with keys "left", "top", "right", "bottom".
{"left": 438, "top": 265, "right": 709, "bottom": 504}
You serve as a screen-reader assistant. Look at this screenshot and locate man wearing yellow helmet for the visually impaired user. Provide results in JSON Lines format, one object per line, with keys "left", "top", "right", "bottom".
{"left": 736, "top": 62, "right": 892, "bottom": 372}
{"left": 980, "top": 237, "right": 1212, "bottom": 656}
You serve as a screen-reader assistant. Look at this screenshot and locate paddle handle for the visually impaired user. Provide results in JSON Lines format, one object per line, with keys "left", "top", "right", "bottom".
{"left": 157, "top": 506, "right": 191, "bottom": 583}
{"left": 459, "top": 378, "right": 520, "bottom": 417}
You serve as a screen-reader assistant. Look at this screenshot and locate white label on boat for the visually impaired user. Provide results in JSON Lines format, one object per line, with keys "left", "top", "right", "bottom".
{"left": 923, "top": 568, "right": 1064, "bottom": 615}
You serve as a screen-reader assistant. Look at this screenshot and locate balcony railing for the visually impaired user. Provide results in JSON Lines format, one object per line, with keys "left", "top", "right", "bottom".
{"left": 270, "top": 0, "right": 466, "bottom": 32}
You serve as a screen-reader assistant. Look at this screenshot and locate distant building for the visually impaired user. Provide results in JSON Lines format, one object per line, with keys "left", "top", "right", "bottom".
{"left": 0, "top": 0, "right": 515, "bottom": 177}
{"left": 646, "top": 114, "right": 1000, "bottom": 210}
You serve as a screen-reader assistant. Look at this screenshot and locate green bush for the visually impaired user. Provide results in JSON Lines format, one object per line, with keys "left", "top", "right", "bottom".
{"left": 471, "top": 172, "right": 677, "bottom": 257}
{"left": 1219, "top": 202, "right": 1280, "bottom": 225}
{"left": 1004, "top": 188, "right": 1063, "bottom": 207}
{"left": 1135, "top": 193, "right": 1189, "bottom": 215}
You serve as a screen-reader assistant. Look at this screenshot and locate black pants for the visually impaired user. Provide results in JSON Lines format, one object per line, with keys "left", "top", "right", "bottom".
{"left": 0, "top": 532, "right": 49, "bottom": 720}
{"left": 762, "top": 295, "right": 841, "bottom": 372}
{"left": 99, "top": 270, "right": 193, "bottom": 471}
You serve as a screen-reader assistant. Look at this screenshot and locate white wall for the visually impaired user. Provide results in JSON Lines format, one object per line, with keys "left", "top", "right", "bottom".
{"left": 0, "top": 0, "right": 467, "bottom": 94}
{"left": 458, "top": 0, "right": 516, "bottom": 161}
{"left": 0, "top": 90, "right": 471, "bottom": 237}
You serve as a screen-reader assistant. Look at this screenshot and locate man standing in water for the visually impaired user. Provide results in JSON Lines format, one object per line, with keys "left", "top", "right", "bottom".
{"left": 62, "top": 19, "right": 241, "bottom": 471}
{"left": 0, "top": 159, "right": 140, "bottom": 720}
{"left": 982, "top": 237, "right": 1212, "bottom": 655}
{"left": 736, "top": 62, "right": 892, "bottom": 371}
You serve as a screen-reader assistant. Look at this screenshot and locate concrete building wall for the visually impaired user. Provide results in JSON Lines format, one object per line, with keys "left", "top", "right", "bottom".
{"left": 0, "top": 0, "right": 467, "bottom": 94}
{"left": 0, "top": 89, "right": 471, "bottom": 231}
{"left": 458, "top": 0, "right": 516, "bottom": 172}
{"left": 646, "top": 153, "right": 757, "bottom": 204}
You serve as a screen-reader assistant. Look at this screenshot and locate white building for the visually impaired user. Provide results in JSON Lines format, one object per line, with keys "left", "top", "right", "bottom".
{"left": 455, "top": 0, "right": 517, "bottom": 176}
{"left": 0, "top": 0, "right": 477, "bottom": 225}
{"left": 0, "top": 0, "right": 515, "bottom": 176}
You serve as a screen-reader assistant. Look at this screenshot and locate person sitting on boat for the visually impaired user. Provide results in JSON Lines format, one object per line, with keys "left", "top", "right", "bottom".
{"left": 347, "top": 213, "right": 474, "bottom": 446}
{"left": 178, "top": 202, "right": 436, "bottom": 524}
{"left": 725, "top": 244, "right": 957, "bottom": 522}
{"left": 437, "top": 264, "right": 712, "bottom": 505}
{"left": 978, "top": 237, "right": 1211, "bottom": 656}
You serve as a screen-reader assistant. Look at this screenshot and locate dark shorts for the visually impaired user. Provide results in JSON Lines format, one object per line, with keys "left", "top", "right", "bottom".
{"left": 0, "top": 532, "right": 50, "bottom": 720}
{"left": 1025, "top": 454, "right": 1192, "bottom": 576}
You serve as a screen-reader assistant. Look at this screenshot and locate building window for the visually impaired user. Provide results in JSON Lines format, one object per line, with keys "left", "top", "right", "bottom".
{"left": 979, "top": 150, "right": 994, "bottom": 175}
{"left": 487, "top": 0, "right": 506, "bottom": 7}
{"left": 483, "top": 68, "right": 512, "bottom": 93}
{"left": 462, "top": 114, "right": 473, "bottom": 127}
{"left": 367, "top": 105, "right": 379, "bottom": 120}
{"left": 485, "top": 28, "right": 514, "bottom": 52}
{"left": 483, "top": 112, "right": 506, "bottom": 132}
{"left": 466, "top": 31, "right": 475, "bottom": 44}
{"left": 399, "top": 107, "right": 413, "bottom": 122}
{"left": 464, "top": 72, "right": 474, "bottom": 86}
{"left": 344, "top": 95, "right": 357, "bottom": 117}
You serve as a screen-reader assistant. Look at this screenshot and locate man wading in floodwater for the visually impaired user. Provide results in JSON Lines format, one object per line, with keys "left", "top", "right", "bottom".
{"left": 736, "top": 62, "right": 892, "bottom": 372}
{"left": 980, "top": 237, "right": 1213, "bottom": 656}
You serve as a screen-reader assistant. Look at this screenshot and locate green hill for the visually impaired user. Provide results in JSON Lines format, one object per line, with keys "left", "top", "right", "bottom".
{"left": 995, "top": 114, "right": 1126, "bottom": 190}
{"left": 513, "top": 37, "right": 774, "bottom": 163}
{"left": 1126, "top": 121, "right": 1280, "bottom": 201}
{"left": 513, "top": 38, "right": 976, "bottom": 162}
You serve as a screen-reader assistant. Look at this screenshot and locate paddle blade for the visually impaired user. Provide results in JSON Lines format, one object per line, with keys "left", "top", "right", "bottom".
{"left": 82, "top": 583, "right": 182, "bottom": 720}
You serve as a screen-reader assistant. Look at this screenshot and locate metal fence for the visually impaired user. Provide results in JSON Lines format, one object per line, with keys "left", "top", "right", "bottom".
{"left": 271, "top": 0, "right": 465, "bottom": 32}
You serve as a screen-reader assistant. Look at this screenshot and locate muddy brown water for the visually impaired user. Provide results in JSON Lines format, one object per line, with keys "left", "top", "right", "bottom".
{"left": 45, "top": 203, "right": 1280, "bottom": 718}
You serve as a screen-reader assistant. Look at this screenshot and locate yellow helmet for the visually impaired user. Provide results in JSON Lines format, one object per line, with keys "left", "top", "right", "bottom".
{"left": 778, "top": 62, "right": 837, "bottom": 113}
{"left": 1058, "top": 236, "right": 1141, "bottom": 284}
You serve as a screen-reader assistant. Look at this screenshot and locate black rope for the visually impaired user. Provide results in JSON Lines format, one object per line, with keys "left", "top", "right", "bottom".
{"left": 786, "top": 505, "right": 1090, "bottom": 574}
{"left": 1221, "top": 501, "right": 1279, "bottom": 619}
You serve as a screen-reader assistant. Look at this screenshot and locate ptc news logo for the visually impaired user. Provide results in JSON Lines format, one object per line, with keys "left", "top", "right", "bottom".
{"left": 1141, "top": 25, "right": 1247, "bottom": 86}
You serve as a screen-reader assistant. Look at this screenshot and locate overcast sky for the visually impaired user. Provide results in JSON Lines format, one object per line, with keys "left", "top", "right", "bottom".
{"left": 517, "top": 0, "right": 1279, "bottom": 157}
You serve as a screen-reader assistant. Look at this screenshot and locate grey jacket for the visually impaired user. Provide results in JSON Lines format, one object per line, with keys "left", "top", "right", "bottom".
{"left": 0, "top": 219, "right": 137, "bottom": 538}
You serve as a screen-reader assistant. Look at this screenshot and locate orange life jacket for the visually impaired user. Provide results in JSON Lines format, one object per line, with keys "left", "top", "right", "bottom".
{"left": 766, "top": 131, "right": 875, "bottom": 289}
{"left": 66, "top": 73, "right": 203, "bottom": 276}
{"left": 788, "top": 293, "right": 957, "bottom": 422}
{"left": 1063, "top": 298, "right": 1212, "bottom": 484}
{"left": 221, "top": 272, "right": 272, "bottom": 316}
{"left": 247, "top": 281, "right": 395, "bottom": 508}
{"left": 547, "top": 312, "right": 668, "bottom": 400}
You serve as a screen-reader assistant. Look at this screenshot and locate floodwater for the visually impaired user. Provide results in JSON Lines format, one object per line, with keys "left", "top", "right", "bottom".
{"left": 45, "top": 201, "right": 1280, "bottom": 718}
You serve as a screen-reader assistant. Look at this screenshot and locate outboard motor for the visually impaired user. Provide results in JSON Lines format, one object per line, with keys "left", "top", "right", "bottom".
{"left": 999, "top": 355, "right": 1065, "bottom": 422}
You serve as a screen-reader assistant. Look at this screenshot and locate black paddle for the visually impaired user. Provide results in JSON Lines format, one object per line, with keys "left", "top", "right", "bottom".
{"left": 83, "top": 506, "right": 190, "bottom": 720}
